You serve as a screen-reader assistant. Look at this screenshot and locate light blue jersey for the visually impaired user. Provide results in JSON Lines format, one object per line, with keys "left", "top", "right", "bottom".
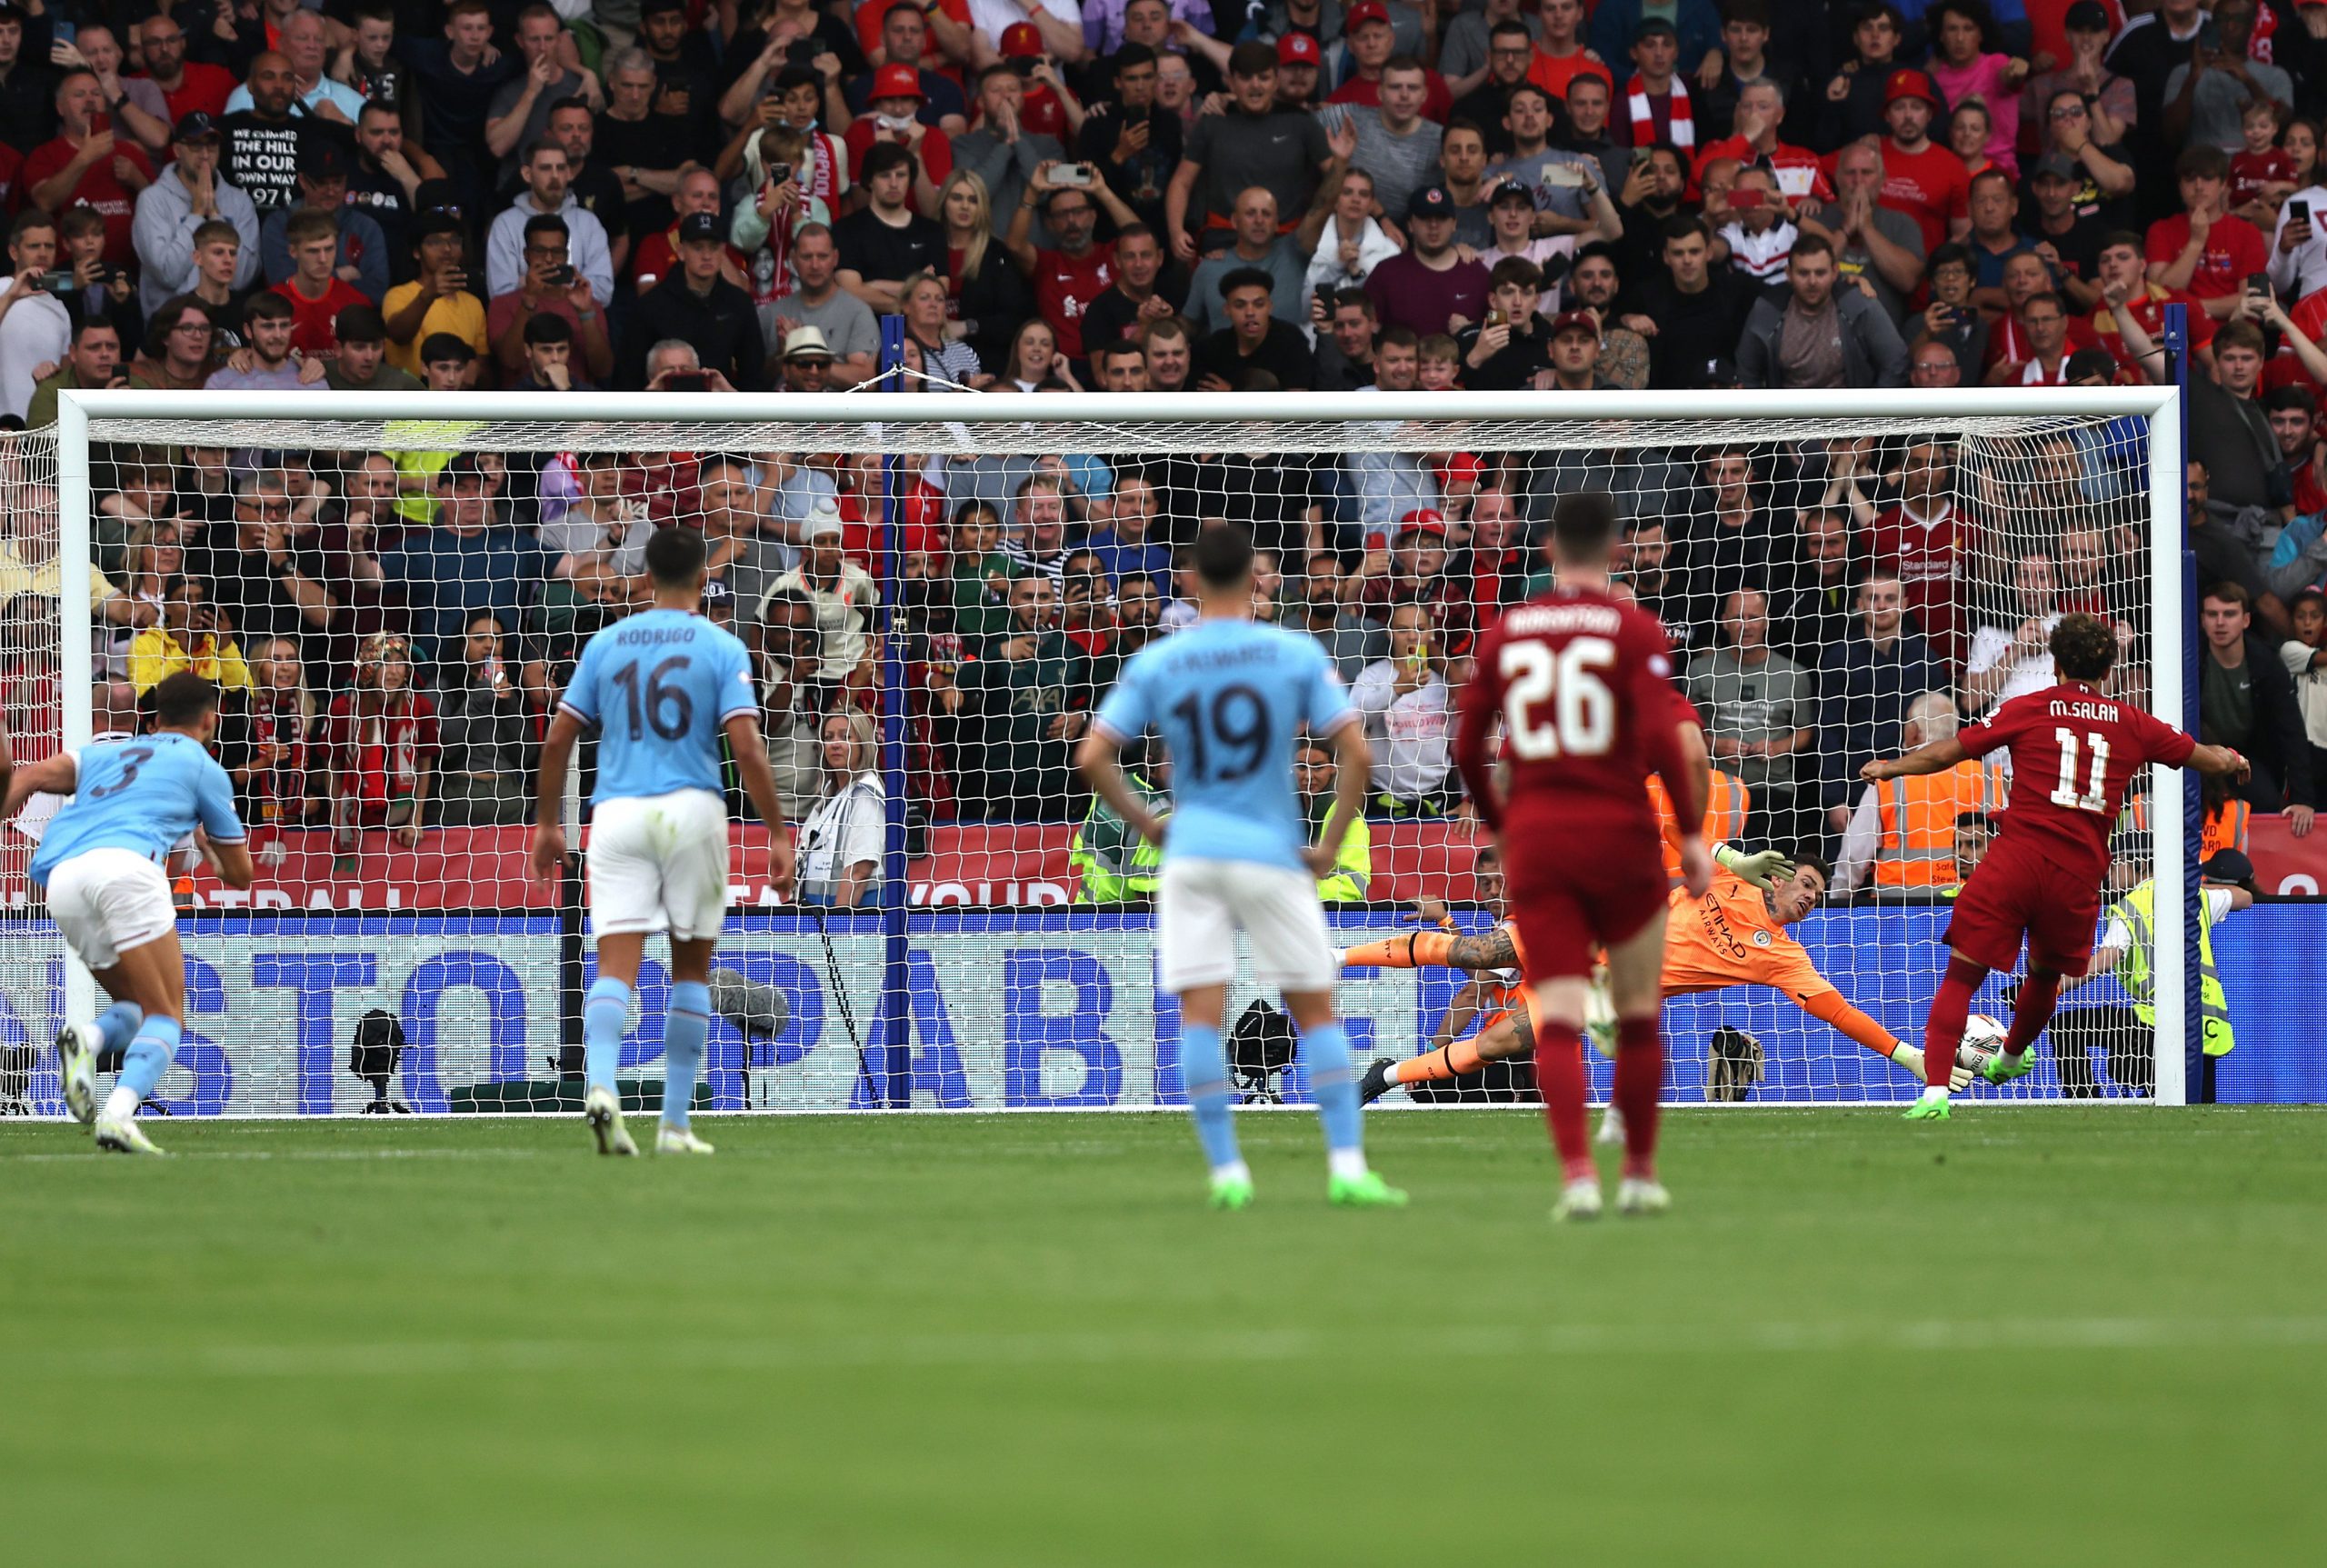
{"left": 558, "top": 609, "right": 757, "bottom": 804}
{"left": 28, "top": 733, "right": 245, "bottom": 887}
{"left": 1094, "top": 617, "right": 1355, "bottom": 874}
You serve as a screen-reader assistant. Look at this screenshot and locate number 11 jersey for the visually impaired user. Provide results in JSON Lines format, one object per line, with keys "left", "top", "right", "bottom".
{"left": 558, "top": 608, "right": 758, "bottom": 804}
{"left": 1093, "top": 618, "right": 1357, "bottom": 874}
{"left": 1958, "top": 682, "right": 2196, "bottom": 886}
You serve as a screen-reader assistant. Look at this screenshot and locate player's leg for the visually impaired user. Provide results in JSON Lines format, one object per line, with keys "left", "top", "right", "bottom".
{"left": 1987, "top": 875, "right": 2103, "bottom": 1088}
{"left": 1601, "top": 909, "right": 1674, "bottom": 1215}
{"left": 584, "top": 931, "right": 645, "bottom": 1156}
{"left": 87, "top": 935, "right": 188, "bottom": 1155}
{"left": 1913, "top": 857, "right": 2032, "bottom": 1118}
{"left": 651, "top": 794, "right": 731, "bottom": 1154}
{"left": 1524, "top": 973, "right": 1602, "bottom": 1217}
{"left": 1253, "top": 864, "right": 1403, "bottom": 1206}
{"left": 1157, "top": 862, "right": 1250, "bottom": 1207}
{"left": 654, "top": 936, "right": 719, "bottom": 1154}
{"left": 1907, "top": 946, "right": 1992, "bottom": 1119}
{"left": 53, "top": 992, "right": 143, "bottom": 1127}
{"left": 1367, "top": 997, "right": 1523, "bottom": 1101}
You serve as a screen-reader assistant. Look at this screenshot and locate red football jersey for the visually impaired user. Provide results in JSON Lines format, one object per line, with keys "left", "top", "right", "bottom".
{"left": 1959, "top": 682, "right": 2197, "bottom": 885}
{"left": 1863, "top": 500, "right": 1973, "bottom": 664}
{"left": 1033, "top": 242, "right": 1115, "bottom": 360}
{"left": 1456, "top": 584, "right": 1697, "bottom": 835}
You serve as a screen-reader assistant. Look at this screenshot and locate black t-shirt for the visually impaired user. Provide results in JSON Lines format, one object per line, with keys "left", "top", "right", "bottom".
{"left": 345, "top": 160, "right": 414, "bottom": 281}
{"left": 1195, "top": 319, "right": 1314, "bottom": 391}
{"left": 1456, "top": 322, "right": 1553, "bottom": 391}
{"left": 190, "top": 535, "right": 325, "bottom": 651}
{"left": 595, "top": 110, "right": 697, "bottom": 241}
{"left": 221, "top": 113, "right": 308, "bottom": 213}
{"left": 833, "top": 207, "right": 947, "bottom": 285}
{"left": 2027, "top": 210, "right": 2108, "bottom": 297}
{"left": 1633, "top": 272, "right": 1754, "bottom": 390}
{"left": 1074, "top": 105, "right": 1184, "bottom": 235}
{"left": 1078, "top": 285, "right": 1156, "bottom": 358}
{"left": 721, "top": 20, "right": 865, "bottom": 92}
{"left": 403, "top": 40, "right": 523, "bottom": 158}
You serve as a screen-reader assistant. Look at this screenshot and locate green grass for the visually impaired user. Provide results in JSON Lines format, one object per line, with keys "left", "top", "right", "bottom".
{"left": 5, "top": 1108, "right": 2324, "bottom": 1567}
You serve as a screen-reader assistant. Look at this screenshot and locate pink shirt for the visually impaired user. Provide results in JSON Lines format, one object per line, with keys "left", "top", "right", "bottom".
{"left": 1932, "top": 54, "right": 2022, "bottom": 178}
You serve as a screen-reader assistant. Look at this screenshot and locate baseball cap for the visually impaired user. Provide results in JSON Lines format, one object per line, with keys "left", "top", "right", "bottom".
{"left": 676, "top": 211, "right": 723, "bottom": 244}
{"left": 298, "top": 139, "right": 349, "bottom": 180}
{"left": 1346, "top": 0, "right": 1392, "bottom": 32}
{"left": 1488, "top": 177, "right": 1541, "bottom": 208}
{"left": 1884, "top": 68, "right": 1940, "bottom": 109}
{"left": 870, "top": 62, "right": 926, "bottom": 101}
{"left": 172, "top": 110, "right": 220, "bottom": 144}
{"left": 701, "top": 577, "right": 734, "bottom": 608}
{"left": 1277, "top": 32, "right": 1322, "bottom": 66}
{"left": 1409, "top": 183, "right": 1455, "bottom": 218}
{"left": 2202, "top": 847, "right": 2257, "bottom": 884}
{"left": 1546, "top": 309, "right": 1598, "bottom": 337}
{"left": 419, "top": 332, "right": 476, "bottom": 365}
{"left": 999, "top": 20, "right": 1043, "bottom": 55}
{"left": 2062, "top": 0, "right": 2113, "bottom": 29}
{"left": 781, "top": 324, "right": 834, "bottom": 362}
{"left": 335, "top": 304, "right": 386, "bottom": 345}
{"left": 2030, "top": 152, "right": 2081, "bottom": 184}
{"left": 1397, "top": 508, "right": 1448, "bottom": 537}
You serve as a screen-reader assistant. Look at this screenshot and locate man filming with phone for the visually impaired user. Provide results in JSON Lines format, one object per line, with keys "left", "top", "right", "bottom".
{"left": 487, "top": 214, "right": 614, "bottom": 385}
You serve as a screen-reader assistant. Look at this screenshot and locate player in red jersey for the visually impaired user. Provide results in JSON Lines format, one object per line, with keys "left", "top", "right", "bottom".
{"left": 1863, "top": 614, "right": 2251, "bottom": 1120}
{"left": 1455, "top": 492, "right": 1713, "bottom": 1220}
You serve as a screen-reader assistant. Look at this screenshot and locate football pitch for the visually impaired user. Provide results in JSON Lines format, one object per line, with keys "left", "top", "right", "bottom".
{"left": 5, "top": 1108, "right": 2322, "bottom": 1566}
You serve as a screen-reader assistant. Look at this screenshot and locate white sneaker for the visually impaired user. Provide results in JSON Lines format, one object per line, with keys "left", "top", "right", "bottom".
{"left": 1552, "top": 1176, "right": 1603, "bottom": 1222}
{"left": 585, "top": 1086, "right": 636, "bottom": 1156}
{"left": 1595, "top": 1103, "right": 1627, "bottom": 1147}
{"left": 94, "top": 1113, "right": 164, "bottom": 1155}
{"left": 655, "top": 1124, "right": 715, "bottom": 1155}
{"left": 54, "top": 1023, "right": 98, "bottom": 1124}
{"left": 1615, "top": 1176, "right": 1671, "bottom": 1216}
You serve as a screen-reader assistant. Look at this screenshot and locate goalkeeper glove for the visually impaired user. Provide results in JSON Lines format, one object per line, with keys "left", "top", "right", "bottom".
{"left": 1713, "top": 843, "right": 1794, "bottom": 891}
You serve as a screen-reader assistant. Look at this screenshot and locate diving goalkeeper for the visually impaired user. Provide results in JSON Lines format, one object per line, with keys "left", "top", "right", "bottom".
{"left": 1348, "top": 844, "right": 1992, "bottom": 1103}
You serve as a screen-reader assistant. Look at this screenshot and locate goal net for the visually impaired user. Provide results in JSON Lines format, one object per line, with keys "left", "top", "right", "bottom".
{"left": 3, "top": 387, "right": 2190, "bottom": 1117}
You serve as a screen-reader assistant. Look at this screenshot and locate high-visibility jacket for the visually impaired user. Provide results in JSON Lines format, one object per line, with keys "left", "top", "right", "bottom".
{"left": 1070, "top": 773, "right": 1166, "bottom": 904}
{"left": 2121, "top": 794, "right": 2250, "bottom": 861}
{"left": 1874, "top": 759, "right": 2010, "bottom": 887}
{"left": 1649, "top": 769, "right": 1747, "bottom": 879}
{"left": 1312, "top": 812, "right": 1373, "bottom": 904}
{"left": 2108, "top": 879, "right": 2235, "bottom": 1056}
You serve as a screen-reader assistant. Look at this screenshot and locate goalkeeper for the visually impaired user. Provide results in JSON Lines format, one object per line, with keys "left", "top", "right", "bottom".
{"left": 1349, "top": 844, "right": 1984, "bottom": 1102}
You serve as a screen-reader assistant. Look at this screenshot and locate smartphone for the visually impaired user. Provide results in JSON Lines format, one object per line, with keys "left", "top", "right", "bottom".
{"left": 2293, "top": 198, "right": 2313, "bottom": 225}
{"left": 665, "top": 372, "right": 709, "bottom": 393}
{"left": 1631, "top": 146, "right": 1653, "bottom": 165}
{"left": 549, "top": 264, "right": 576, "bottom": 287}
{"left": 1313, "top": 282, "right": 1335, "bottom": 314}
{"left": 1728, "top": 188, "right": 1765, "bottom": 211}
{"left": 2199, "top": 21, "right": 2222, "bottom": 51}
{"left": 1541, "top": 162, "right": 1588, "bottom": 189}
{"left": 2249, "top": 272, "right": 2272, "bottom": 295}
{"left": 1007, "top": 54, "right": 1041, "bottom": 76}
{"left": 1484, "top": 304, "right": 1508, "bottom": 329}
{"left": 40, "top": 272, "right": 77, "bottom": 295}
{"left": 1052, "top": 163, "right": 1094, "bottom": 187}
{"left": 764, "top": 161, "right": 793, "bottom": 188}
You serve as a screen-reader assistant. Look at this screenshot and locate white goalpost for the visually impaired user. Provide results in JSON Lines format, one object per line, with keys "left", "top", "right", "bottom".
{"left": 0, "top": 384, "right": 2189, "bottom": 1116}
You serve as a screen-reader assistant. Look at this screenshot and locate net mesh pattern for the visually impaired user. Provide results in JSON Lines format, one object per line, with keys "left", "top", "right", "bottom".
{"left": 0, "top": 407, "right": 2173, "bottom": 1115}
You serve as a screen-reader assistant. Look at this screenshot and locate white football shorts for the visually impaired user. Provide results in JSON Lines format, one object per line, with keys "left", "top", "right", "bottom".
{"left": 45, "top": 848, "right": 178, "bottom": 970}
{"left": 1156, "top": 856, "right": 1336, "bottom": 994}
{"left": 585, "top": 788, "right": 733, "bottom": 941}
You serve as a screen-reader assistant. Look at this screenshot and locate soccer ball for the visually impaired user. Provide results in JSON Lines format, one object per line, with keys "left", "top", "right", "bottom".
{"left": 1956, "top": 1013, "right": 2010, "bottom": 1080}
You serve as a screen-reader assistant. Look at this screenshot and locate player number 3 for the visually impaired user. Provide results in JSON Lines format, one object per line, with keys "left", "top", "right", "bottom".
{"left": 2050, "top": 727, "right": 2112, "bottom": 814}
{"left": 1500, "top": 636, "right": 1615, "bottom": 759}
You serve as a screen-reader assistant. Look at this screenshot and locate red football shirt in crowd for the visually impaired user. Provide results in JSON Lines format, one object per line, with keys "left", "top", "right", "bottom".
{"left": 17, "top": 135, "right": 155, "bottom": 265}
{"left": 273, "top": 276, "right": 373, "bottom": 357}
{"left": 1876, "top": 138, "right": 1971, "bottom": 253}
{"left": 2143, "top": 211, "right": 2268, "bottom": 302}
{"left": 1863, "top": 500, "right": 1974, "bottom": 667}
{"left": 1032, "top": 242, "right": 1115, "bottom": 359}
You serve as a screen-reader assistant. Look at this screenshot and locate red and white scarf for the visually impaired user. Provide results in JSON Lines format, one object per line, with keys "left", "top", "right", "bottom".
{"left": 1625, "top": 73, "right": 1693, "bottom": 152}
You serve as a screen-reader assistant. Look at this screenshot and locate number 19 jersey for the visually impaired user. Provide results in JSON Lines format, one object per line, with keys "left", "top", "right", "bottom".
{"left": 1959, "top": 682, "right": 2196, "bottom": 886}
{"left": 1093, "top": 617, "right": 1357, "bottom": 874}
{"left": 558, "top": 609, "right": 758, "bottom": 804}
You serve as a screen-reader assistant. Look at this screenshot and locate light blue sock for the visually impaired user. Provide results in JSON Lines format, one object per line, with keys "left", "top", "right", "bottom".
{"left": 116, "top": 1016, "right": 183, "bottom": 1103}
{"left": 96, "top": 1001, "right": 144, "bottom": 1054}
{"left": 584, "top": 977, "right": 632, "bottom": 1094}
{"left": 662, "top": 981, "right": 710, "bottom": 1129}
{"left": 1300, "top": 1021, "right": 1364, "bottom": 1157}
{"left": 1178, "top": 1021, "right": 1243, "bottom": 1174}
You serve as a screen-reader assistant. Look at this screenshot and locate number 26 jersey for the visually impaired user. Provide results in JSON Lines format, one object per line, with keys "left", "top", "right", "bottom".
{"left": 1960, "top": 682, "right": 2195, "bottom": 887}
{"left": 558, "top": 609, "right": 758, "bottom": 804}
{"left": 1455, "top": 585, "right": 1698, "bottom": 836}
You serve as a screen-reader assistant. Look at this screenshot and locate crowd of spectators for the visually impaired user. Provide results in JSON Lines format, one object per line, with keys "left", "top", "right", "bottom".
{"left": 1, "top": 0, "right": 2323, "bottom": 883}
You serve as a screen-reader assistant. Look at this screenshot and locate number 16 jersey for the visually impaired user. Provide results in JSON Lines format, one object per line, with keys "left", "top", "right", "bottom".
{"left": 558, "top": 608, "right": 758, "bottom": 804}
{"left": 1958, "top": 682, "right": 2195, "bottom": 887}
{"left": 1093, "top": 617, "right": 1357, "bottom": 874}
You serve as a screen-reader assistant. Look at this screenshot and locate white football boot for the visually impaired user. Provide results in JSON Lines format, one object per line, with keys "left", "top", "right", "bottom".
{"left": 1552, "top": 1176, "right": 1604, "bottom": 1223}
{"left": 93, "top": 1113, "right": 165, "bottom": 1155}
{"left": 585, "top": 1086, "right": 637, "bottom": 1156}
{"left": 1595, "top": 1102, "right": 1627, "bottom": 1147}
{"left": 655, "top": 1124, "right": 715, "bottom": 1155}
{"left": 1615, "top": 1177, "right": 1671, "bottom": 1217}
{"left": 54, "top": 1023, "right": 98, "bottom": 1125}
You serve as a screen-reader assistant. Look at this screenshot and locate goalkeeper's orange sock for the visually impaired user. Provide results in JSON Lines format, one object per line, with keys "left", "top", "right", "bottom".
{"left": 1387, "top": 1034, "right": 1487, "bottom": 1085}
{"left": 1340, "top": 931, "right": 1458, "bottom": 970}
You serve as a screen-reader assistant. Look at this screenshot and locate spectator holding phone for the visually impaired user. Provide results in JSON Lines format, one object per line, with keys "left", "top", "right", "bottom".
{"left": 485, "top": 139, "right": 616, "bottom": 303}
{"left": 21, "top": 70, "right": 153, "bottom": 267}
{"left": 382, "top": 214, "right": 487, "bottom": 376}
{"left": 486, "top": 215, "right": 614, "bottom": 385}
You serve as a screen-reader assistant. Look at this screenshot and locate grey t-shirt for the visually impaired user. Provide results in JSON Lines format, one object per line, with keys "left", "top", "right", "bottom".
{"left": 1835, "top": 205, "right": 1925, "bottom": 326}
{"left": 488, "top": 67, "right": 591, "bottom": 182}
{"left": 1183, "top": 236, "right": 1309, "bottom": 333}
{"left": 2162, "top": 60, "right": 2294, "bottom": 155}
{"left": 1683, "top": 646, "right": 1818, "bottom": 794}
{"left": 770, "top": 288, "right": 881, "bottom": 364}
{"left": 1184, "top": 108, "right": 1331, "bottom": 233}
{"left": 1323, "top": 104, "right": 1443, "bottom": 222}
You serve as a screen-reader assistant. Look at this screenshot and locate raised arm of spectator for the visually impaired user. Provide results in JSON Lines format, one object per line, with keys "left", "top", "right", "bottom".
{"left": 1029, "top": 58, "right": 1087, "bottom": 138}
{"left": 488, "top": 53, "right": 561, "bottom": 159}
{"left": 1004, "top": 164, "right": 1051, "bottom": 274}
{"left": 2254, "top": 291, "right": 2327, "bottom": 387}
{"left": 1165, "top": 156, "right": 1204, "bottom": 263}
{"left": 1169, "top": 19, "right": 1233, "bottom": 74}
{"left": 1024, "top": 6, "right": 1087, "bottom": 63}
{"left": 720, "top": 34, "right": 788, "bottom": 128}
{"left": 2104, "top": 278, "right": 2171, "bottom": 385}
